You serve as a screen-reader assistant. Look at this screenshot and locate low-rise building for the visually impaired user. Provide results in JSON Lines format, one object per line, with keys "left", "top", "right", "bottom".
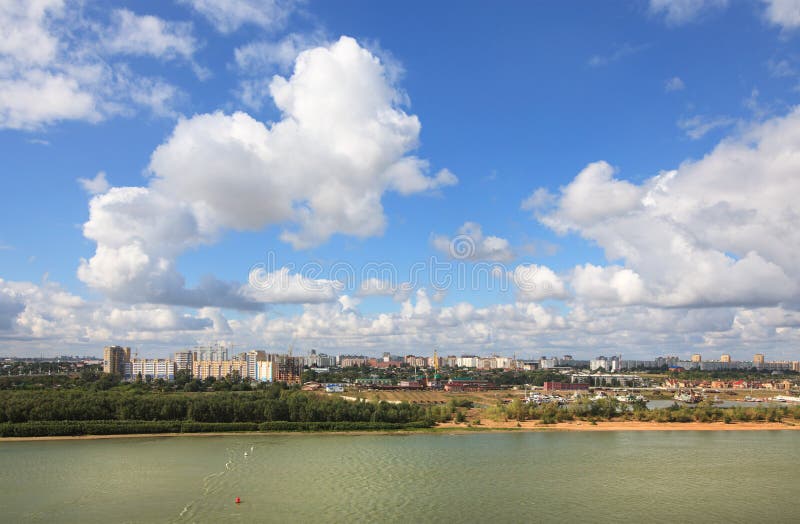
{"left": 543, "top": 382, "right": 589, "bottom": 392}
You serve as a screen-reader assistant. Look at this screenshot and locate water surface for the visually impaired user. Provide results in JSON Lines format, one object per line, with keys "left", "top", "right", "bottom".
{"left": 1, "top": 431, "right": 798, "bottom": 523}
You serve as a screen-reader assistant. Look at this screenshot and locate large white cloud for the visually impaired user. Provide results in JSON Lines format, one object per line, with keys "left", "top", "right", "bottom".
{"left": 530, "top": 108, "right": 800, "bottom": 309}
{"left": 4, "top": 275, "right": 800, "bottom": 359}
{"left": 79, "top": 36, "right": 456, "bottom": 309}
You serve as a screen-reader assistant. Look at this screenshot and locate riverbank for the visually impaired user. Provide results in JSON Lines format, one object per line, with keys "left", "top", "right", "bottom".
{"left": 438, "top": 419, "right": 800, "bottom": 431}
{"left": 2, "top": 419, "right": 800, "bottom": 441}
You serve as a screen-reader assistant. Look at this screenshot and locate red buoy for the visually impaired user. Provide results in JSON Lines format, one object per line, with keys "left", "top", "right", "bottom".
{"left": 235, "top": 497, "right": 241, "bottom": 504}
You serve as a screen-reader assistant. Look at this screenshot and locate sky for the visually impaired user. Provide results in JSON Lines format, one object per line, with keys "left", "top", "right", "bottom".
{"left": 2, "top": 0, "right": 800, "bottom": 360}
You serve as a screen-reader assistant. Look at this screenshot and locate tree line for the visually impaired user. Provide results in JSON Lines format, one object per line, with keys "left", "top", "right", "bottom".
{"left": 0, "top": 384, "right": 443, "bottom": 426}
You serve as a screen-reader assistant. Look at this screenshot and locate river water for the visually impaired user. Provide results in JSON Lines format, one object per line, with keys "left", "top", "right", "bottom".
{"left": 1, "top": 431, "right": 798, "bottom": 523}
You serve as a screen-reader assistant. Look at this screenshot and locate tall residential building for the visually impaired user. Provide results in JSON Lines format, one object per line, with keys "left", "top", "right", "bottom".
{"left": 254, "top": 356, "right": 302, "bottom": 383}
{"left": 753, "top": 354, "right": 765, "bottom": 366}
{"left": 174, "top": 351, "right": 194, "bottom": 373}
{"left": 103, "top": 345, "right": 130, "bottom": 375}
{"left": 246, "top": 350, "right": 267, "bottom": 379}
{"left": 126, "top": 359, "right": 176, "bottom": 381}
{"left": 269, "top": 354, "right": 303, "bottom": 383}
{"left": 192, "top": 346, "right": 228, "bottom": 362}
{"left": 720, "top": 354, "right": 731, "bottom": 363}
{"left": 691, "top": 354, "right": 702, "bottom": 363}
{"left": 192, "top": 359, "right": 248, "bottom": 381}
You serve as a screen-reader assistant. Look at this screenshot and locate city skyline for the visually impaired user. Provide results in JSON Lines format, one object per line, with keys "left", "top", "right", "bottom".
{"left": 2, "top": 1, "right": 800, "bottom": 359}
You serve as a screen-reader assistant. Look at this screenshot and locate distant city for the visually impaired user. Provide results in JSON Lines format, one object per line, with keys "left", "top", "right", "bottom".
{"left": 4, "top": 346, "right": 794, "bottom": 384}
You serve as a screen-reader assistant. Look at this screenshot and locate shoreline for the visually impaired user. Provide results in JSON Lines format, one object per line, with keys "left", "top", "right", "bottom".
{"left": 2, "top": 420, "right": 799, "bottom": 441}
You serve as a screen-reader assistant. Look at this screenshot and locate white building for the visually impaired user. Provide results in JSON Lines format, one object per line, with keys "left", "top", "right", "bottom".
{"left": 126, "top": 359, "right": 176, "bottom": 381}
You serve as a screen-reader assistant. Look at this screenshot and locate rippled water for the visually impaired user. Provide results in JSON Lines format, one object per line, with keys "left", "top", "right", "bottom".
{"left": 1, "top": 431, "right": 798, "bottom": 523}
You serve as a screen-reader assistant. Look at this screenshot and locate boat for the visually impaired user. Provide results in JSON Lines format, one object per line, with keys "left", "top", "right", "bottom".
{"left": 674, "top": 391, "right": 703, "bottom": 403}
{"left": 773, "top": 395, "right": 800, "bottom": 403}
{"left": 615, "top": 394, "right": 645, "bottom": 403}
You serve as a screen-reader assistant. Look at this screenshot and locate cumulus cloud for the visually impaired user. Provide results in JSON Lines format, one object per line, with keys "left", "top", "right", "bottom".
{"left": 571, "top": 264, "right": 647, "bottom": 305}
{"left": 537, "top": 108, "right": 800, "bottom": 309}
{"left": 665, "top": 76, "right": 685, "bottom": 92}
{"left": 0, "top": 1, "right": 183, "bottom": 130}
{"left": 77, "top": 171, "right": 110, "bottom": 195}
{"left": 538, "top": 161, "right": 642, "bottom": 232}
{"left": 521, "top": 188, "right": 556, "bottom": 213}
{"left": 235, "top": 32, "right": 326, "bottom": 74}
{"left": 762, "top": 0, "right": 800, "bottom": 30}
{"left": 180, "top": 0, "right": 297, "bottom": 33}
{"left": 4, "top": 274, "right": 799, "bottom": 359}
{"left": 512, "top": 264, "right": 569, "bottom": 302}
{"left": 648, "top": 0, "right": 729, "bottom": 25}
{"left": 244, "top": 266, "right": 341, "bottom": 304}
{"left": 357, "top": 278, "right": 413, "bottom": 301}
{"left": 100, "top": 9, "right": 197, "bottom": 62}
{"left": 432, "top": 222, "right": 514, "bottom": 262}
{"left": 0, "top": 277, "right": 234, "bottom": 354}
{"left": 79, "top": 36, "right": 455, "bottom": 309}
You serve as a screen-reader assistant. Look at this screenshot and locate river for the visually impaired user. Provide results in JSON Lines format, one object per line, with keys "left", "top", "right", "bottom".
{"left": 1, "top": 431, "right": 798, "bottom": 523}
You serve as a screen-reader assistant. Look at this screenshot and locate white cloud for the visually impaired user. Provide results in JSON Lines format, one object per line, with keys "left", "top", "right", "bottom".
{"left": 677, "top": 114, "right": 736, "bottom": 139}
{"left": 0, "top": 277, "right": 232, "bottom": 353}
{"left": 80, "top": 36, "right": 455, "bottom": 309}
{"left": 571, "top": 264, "right": 647, "bottom": 305}
{"left": 648, "top": 0, "right": 729, "bottom": 25}
{"left": 148, "top": 37, "right": 455, "bottom": 249}
{"left": 432, "top": 222, "right": 514, "bottom": 262}
{"left": 235, "top": 32, "right": 325, "bottom": 74}
{"left": 539, "top": 161, "right": 642, "bottom": 232}
{"left": 0, "top": 1, "right": 183, "bottom": 130}
{"left": 101, "top": 9, "right": 197, "bottom": 61}
{"left": 77, "top": 171, "right": 110, "bottom": 194}
{"left": 762, "top": 0, "right": 800, "bottom": 30}
{"left": 537, "top": 108, "right": 800, "bottom": 309}
{"left": 243, "top": 266, "right": 342, "bottom": 304}
{"left": 357, "top": 278, "right": 413, "bottom": 301}
{"left": 181, "top": 0, "right": 297, "bottom": 33}
{"left": 4, "top": 273, "right": 800, "bottom": 359}
{"left": 521, "top": 188, "right": 556, "bottom": 213}
{"left": 512, "top": 264, "right": 569, "bottom": 302}
{"left": 767, "top": 57, "right": 796, "bottom": 77}
{"left": 665, "top": 76, "right": 685, "bottom": 92}
{"left": 588, "top": 43, "right": 647, "bottom": 67}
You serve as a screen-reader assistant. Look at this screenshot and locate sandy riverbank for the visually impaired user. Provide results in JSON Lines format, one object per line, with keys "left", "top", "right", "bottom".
{"left": 2, "top": 420, "right": 800, "bottom": 441}
{"left": 437, "top": 419, "right": 800, "bottom": 431}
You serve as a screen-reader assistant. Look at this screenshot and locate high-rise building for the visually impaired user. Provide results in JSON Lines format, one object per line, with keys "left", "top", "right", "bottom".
{"left": 103, "top": 345, "right": 130, "bottom": 375}
{"left": 246, "top": 350, "right": 267, "bottom": 380}
{"left": 192, "top": 359, "right": 247, "bottom": 380}
{"left": 753, "top": 354, "right": 765, "bottom": 366}
{"left": 192, "top": 346, "right": 228, "bottom": 362}
{"left": 126, "top": 359, "right": 176, "bottom": 381}
{"left": 174, "top": 351, "right": 193, "bottom": 373}
{"left": 720, "top": 354, "right": 731, "bottom": 363}
{"left": 266, "top": 354, "right": 302, "bottom": 383}
{"left": 691, "top": 354, "right": 702, "bottom": 363}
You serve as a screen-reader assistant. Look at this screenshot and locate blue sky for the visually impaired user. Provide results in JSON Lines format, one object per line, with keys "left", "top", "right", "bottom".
{"left": 2, "top": 0, "right": 800, "bottom": 359}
